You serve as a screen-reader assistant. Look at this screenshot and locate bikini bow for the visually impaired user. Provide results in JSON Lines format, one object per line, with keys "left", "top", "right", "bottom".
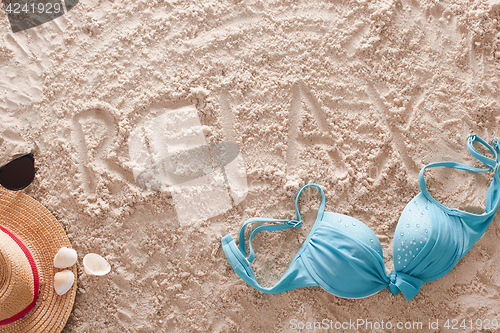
{"left": 387, "top": 270, "right": 423, "bottom": 301}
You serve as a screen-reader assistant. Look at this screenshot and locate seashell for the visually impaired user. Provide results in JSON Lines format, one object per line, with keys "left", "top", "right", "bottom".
{"left": 83, "top": 253, "right": 110, "bottom": 276}
{"left": 54, "top": 247, "right": 78, "bottom": 268}
{"left": 54, "top": 269, "right": 75, "bottom": 296}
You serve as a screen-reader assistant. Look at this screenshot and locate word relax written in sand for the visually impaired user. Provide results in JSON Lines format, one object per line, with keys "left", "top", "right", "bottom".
{"left": 70, "top": 80, "right": 427, "bottom": 223}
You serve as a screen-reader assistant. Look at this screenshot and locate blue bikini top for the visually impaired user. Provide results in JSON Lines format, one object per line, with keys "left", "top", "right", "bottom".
{"left": 222, "top": 134, "right": 500, "bottom": 300}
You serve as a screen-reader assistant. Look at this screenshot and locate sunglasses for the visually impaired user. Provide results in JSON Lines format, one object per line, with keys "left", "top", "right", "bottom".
{"left": 0, "top": 153, "right": 35, "bottom": 191}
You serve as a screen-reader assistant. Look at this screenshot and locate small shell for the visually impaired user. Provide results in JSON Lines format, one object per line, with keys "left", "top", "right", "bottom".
{"left": 83, "top": 253, "right": 110, "bottom": 276}
{"left": 54, "top": 270, "right": 75, "bottom": 295}
{"left": 54, "top": 247, "right": 78, "bottom": 268}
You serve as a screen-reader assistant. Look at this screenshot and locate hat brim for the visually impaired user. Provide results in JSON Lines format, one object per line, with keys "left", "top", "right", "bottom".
{"left": 0, "top": 187, "right": 76, "bottom": 333}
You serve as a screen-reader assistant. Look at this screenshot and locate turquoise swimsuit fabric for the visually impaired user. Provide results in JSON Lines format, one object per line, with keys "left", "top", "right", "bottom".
{"left": 221, "top": 134, "right": 500, "bottom": 300}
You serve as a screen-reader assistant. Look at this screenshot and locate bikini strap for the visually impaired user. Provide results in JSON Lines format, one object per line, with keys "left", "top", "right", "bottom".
{"left": 419, "top": 134, "right": 500, "bottom": 218}
{"left": 491, "top": 139, "right": 500, "bottom": 179}
{"left": 467, "top": 135, "right": 498, "bottom": 169}
{"left": 295, "top": 184, "right": 326, "bottom": 222}
{"left": 238, "top": 184, "right": 325, "bottom": 263}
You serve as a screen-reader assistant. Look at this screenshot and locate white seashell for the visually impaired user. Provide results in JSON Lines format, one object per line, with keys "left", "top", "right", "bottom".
{"left": 54, "top": 247, "right": 78, "bottom": 268}
{"left": 54, "top": 270, "right": 75, "bottom": 296}
{"left": 83, "top": 253, "right": 110, "bottom": 276}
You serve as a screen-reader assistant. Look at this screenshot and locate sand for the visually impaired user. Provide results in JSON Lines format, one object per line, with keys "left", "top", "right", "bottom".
{"left": 1, "top": 0, "right": 500, "bottom": 332}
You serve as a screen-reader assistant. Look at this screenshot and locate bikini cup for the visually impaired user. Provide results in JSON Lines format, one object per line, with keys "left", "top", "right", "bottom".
{"left": 221, "top": 134, "right": 500, "bottom": 300}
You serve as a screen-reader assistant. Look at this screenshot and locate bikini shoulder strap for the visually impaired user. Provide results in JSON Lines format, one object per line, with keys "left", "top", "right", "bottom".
{"left": 237, "top": 184, "right": 325, "bottom": 263}
{"left": 419, "top": 134, "right": 500, "bottom": 219}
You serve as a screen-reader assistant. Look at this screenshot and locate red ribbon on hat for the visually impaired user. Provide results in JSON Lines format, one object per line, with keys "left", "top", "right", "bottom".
{"left": 0, "top": 225, "right": 40, "bottom": 325}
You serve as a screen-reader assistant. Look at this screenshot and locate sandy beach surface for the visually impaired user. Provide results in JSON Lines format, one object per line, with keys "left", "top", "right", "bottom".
{"left": 2, "top": 0, "right": 500, "bottom": 332}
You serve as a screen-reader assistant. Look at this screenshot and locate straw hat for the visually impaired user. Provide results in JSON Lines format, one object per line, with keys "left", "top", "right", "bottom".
{"left": 0, "top": 187, "right": 77, "bottom": 333}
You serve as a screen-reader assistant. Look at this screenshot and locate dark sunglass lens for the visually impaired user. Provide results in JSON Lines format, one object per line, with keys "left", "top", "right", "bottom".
{"left": 0, "top": 155, "right": 35, "bottom": 191}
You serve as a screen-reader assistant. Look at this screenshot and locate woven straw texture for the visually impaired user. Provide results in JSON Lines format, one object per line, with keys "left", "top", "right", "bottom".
{"left": 0, "top": 187, "right": 77, "bottom": 333}
{"left": 0, "top": 230, "right": 35, "bottom": 321}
